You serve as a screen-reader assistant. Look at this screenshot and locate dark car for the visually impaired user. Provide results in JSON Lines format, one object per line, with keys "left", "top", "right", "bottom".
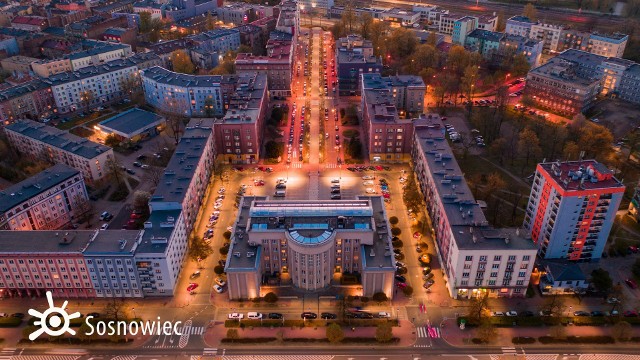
{"left": 87, "top": 312, "right": 101, "bottom": 318}
{"left": 126, "top": 169, "right": 136, "bottom": 175}
{"left": 624, "top": 310, "right": 639, "bottom": 317}
{"left": 573, "top": 311, "right": 590, "bottom": 317}
{"left": 320, "top": 312, "right": 337, "bottom": 319}
{"left": 591, "top": 311, "right": 605, "bottom": 317}
{"left": 11, "top": 313, "right": 24, "bottom": 318}
{"left": 301, "top": 312, "right": 317, "bottom": 319}
{"left": 268, "top": 312, "right": 283, "bottom": 319}
{"left": 395, "top": 275, "right": 406, "bottom": 283}
{"left": 520, "top": 311, "right": 535, "bottom": 317}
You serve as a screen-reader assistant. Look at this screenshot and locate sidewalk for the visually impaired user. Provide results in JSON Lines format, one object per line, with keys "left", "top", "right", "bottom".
{"left": 440, "top": 317, "right": 640, "bottom": 347}
{"left": 203, "top": 319, "right": 416, "bottom": 348}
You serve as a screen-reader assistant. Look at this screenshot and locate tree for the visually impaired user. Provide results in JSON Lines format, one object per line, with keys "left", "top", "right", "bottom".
{"left": 214, "top": 265, "right": 225, "bottom": 274}
{"left": 188, "top": 235, "right": 214, "bottom": 264}
{"left": 523, "top": 3, "right": 538, "bottom": 21}
{"left": 387, "top": 27, "right": 418, "bottom": 61}
{"left": 139, "top": 11, "right": 152, "bottom": 33}
{"left": 590, "top": 268, "right": 613, "bottom": 294}
{"left": 78, "top": 322, "right": 98, "bottom": 342}
{"left": 427, "top": 31, "right": 438, "bottom": 46}
{"left": 518, "top": 128, "right": 542, "bottom": 172}
{"left": 359, "top": 12, "right": 374, "bottom": 39}
{"left": 541, "top": 295, "right": 566, "bottom": 317}
{"left": 170, "top": 50, "right": 195, "bottom": 74}
{"left": 132, "top": 190, "right": 151, "bottom": 213}
{"left": 369, "top": 21, "right": 389, "bottom": 55}
{"left": 163, "top": 107, "right": 188, "bottom": 145}
{"left": 103, "top": 298, "right": 127, "bottom": 321}
{"left": 510, "top": 54, "right": 531, "bottom": 77}
{"left": 223, "top": 230, "right": 232, "bottom": 240}
{"left": 389, "top": 216, "right": 399, "bottom": 225}
{"left": 549, "top": 325, "right": 567, "bottom": 339}
{"left": 563, "top": 141, "right": 580, "bottom": 161}
{"left": 406, "top": 44, "right": 439, "bottom": 75}
{"left": 402, "top": 285, "right": 413, "bottom": 296}
{"left": 79, "top": 89, "right": 95, "bottom": 111}
{"left": 375, "top": 322, "right": 393, "bottom": 342}
{"left": 489, "top": 137, "right": 508, "bottom": 165}
{"left": 205, "top": 11, "right": 216, "bottom": 30}
{"left": 326, "top": 323, "right": 344, "bottom": 343}
{"left": 73, "top": 193, "right": 94, "bottom": 226}
{"left": 219, "top": 244, "right": 229, "bottom": 255}
{"left": 264, "top": 292, "right": 278, "bottom": 303}
{"left": 578, "top": 124, "right": 613, "bottom": 161}
{"left": 467, "top": 291, "right": 490, "bottom": 320}
{"left": 612, "top": 321, "right": 632, "bottom": 341}
{"left": 391, "top": 227, "right": 401, "bottom": 236}
{"left": 483, "top": 173, "right": 507, "bottom": 201}
{"left": 106, "top": 157, "right": 125, "bottom": 185}
{"left": 119, "top": 73, "right": 142, "bottom": 101}
{"left": 496, "top": 11, "right": 506, "bottom": 32}
{"left": 209, "top": 50, "right": 237, "bottom": 75}
{"left": 226, "top": 328, "right": 240, "bottom": 340}
{"left": 104, "top": 134, "right": 120, "bottom": 148}
{"left": 372, "top": 292, "right": 388, "bottom": 303}
{"left": 265, "top": 140, "right": 283, "bottom": 159}
{"left": 340, "top": 3, "right": 356, "bottom": 32}
{"left": 476, "top": 319, "right": 497, "bottom": 343}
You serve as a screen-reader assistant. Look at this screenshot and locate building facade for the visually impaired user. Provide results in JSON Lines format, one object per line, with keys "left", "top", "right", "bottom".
{"left": 451, "top": 16, "right": 477, "bottom": 45}
{"left": 235, "top": 37, "right": 292, "bottom": 98}
{"left": 523, "top": 160, "right": 624, "bottom": 262}
{"left": 0, "top": 79, "right": 56, "bottom": 124}
{"left": 225, "top": 197, "right": 395, "bottom": 300}
{"left": 336, "top": 35, "right": 382, "bottom": 96}
{"left": 505, "top": 15, "right": 535, "bottom": 37}
{"left": 412, "top": 116, "right": 538, "bottom": 299}
{"left": 0, "top": 164, "right": 88, "bottom": 231}
{"left": 4, "top": 119, "right": 114, "bottom": 184}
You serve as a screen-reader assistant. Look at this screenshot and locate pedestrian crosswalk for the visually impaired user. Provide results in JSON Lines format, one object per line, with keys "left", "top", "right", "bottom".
{"left": 12, "top": 357, "right": 80, "bottom": 360}
{"left": 110, "top": 356, "right": 137, "bottom": 360}
{"left": 502, "top": 347, "right": 517, "bottom": 354}
{"left": 142, "top": 325, "right": 205, "bottom": 349}
{"left": 182, "top": 326, "right": 205, "bottom": 335}
{"left": 290, "top": 162, "right": 303, "bottom": 168}
{"left": 324, "top": 163, "right": 339, "bottom": 169}
{"left": 579, "top": 356, "right": 640, "bottom": 360}
{"left": 0, "top": 348, "right": 15, "bottom": 360}
{"left": 416, "top": 326, "right": 440, "bottom": 338}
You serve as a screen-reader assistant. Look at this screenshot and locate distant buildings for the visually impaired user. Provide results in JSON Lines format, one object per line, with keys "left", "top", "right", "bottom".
{"left": 4, "top": 119, "right": 114, "bottom": 184}
{"left": 465, "top": 29, "right": 542, "bottom": 66}
{"left": 235, "top": 35, "right": 293, "bottom": 98}
{"left": 412, "top": 117, "right": 538, "bottom": 299}
{"left": 0, "top": 79, "right": 56, "bottom": 123}
{"left": 360, "top": 73, "right": 424, "bottom": 163}
{"left": 0, "top": 164, "right": 88, "bottom": 231}
{"left": 505, "top": 15, "right": 534, "bottom": 37}
{"left": 451, "top": 16, "right": 477, "bottom": 45}
{"left": 225, "top": 196, "right": 395, "bottom": 300}
{"left": 523, "top": 160, "right": 624, "bottom": 262}
{"left": 336, "top": 35, "right": 382, "bottom": 96}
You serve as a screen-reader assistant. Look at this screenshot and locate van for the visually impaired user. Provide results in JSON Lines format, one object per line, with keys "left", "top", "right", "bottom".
{"left": 274, "top": 190, "right": 286, "bottom": 197}
{"left": 247, "top": 312, "right": 263, "bottom": 319}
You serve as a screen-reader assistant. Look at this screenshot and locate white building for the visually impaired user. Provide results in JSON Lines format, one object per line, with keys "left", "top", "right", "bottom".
{"left": 412, "top": 116, "right": 537, "bottom": 299}
{"left": 66, "top": 42, "right": 133, "bottom": 71}
{"left": 0, "top": 164, "right": 88, "bottom": 231}
{"left": 529, "top": 23, "right": 564, "bottom": 53}
{"left": 505, "top": 15, "right": 536, "bottom": 37}
{"left": 4, "top": 120, "right": 114, "bottom": 184}
{"left": 588, "top": 32, "right": 628, "bottom": 58}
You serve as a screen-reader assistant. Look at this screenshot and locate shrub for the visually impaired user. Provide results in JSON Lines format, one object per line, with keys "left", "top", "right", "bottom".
{"left": 471, "top": 338, "right": 487, "bottom": 344}
{"left": 0, "top": 317, "right": 22, "bottom": 327}
{"left": 219, "top": 245, "right": 230, "bottom": 255}
{"left": 222, "top": 337, "right": 275, "bottom": 343}
{"left": 264, "top": 292, "right": 278, "bottom": 303}
{"left": 538, "top": 336, "right": 614, "bottom": 344}
{"left": 391, "top": 228, "right": 401, "bottom": 236}
{"left": 360, "top": 296, "right": 369, "bottom": 304}
{"left": 402, "top": 285, "right": 414, "bottom": 296}
{"left": 389, "top": 216, "right": 399, "bottom": 225}
{"left": 372, "top": 292, "right": 388, "bottom": 303}
{"left": 512, "top": 337, "right": 536, "bottom": 344}
{"left": 223, "top": 231, "right": 232, "bottom": 240}
{"left": 214, "top": 265, "right": 225, "bottom": 275}
{"left": 392, "top": 240, "right": 403, "bottom": 248}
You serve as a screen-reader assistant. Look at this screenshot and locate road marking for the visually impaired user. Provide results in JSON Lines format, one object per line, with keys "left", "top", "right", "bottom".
{"left": 203, "top": 348, "right": 217, "bottom": 355}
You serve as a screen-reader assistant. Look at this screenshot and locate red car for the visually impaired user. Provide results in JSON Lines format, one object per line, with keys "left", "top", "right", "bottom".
{"left": 625, "top": 279, "right": 638, "bottom": 289}
{"left": 413, "top": 232, "right": 422, "bottom": 239}
{"left": 254, "top": 180, "right": 265, "bottom": 186}
{"left": 396, "top": 282, "right": 407, "bottom": 289}
{"left": 623, "top": 310, "right": 638, "bottom": 317}
{"left": 130, "top": 213, "right": 143, "bottom": 219}
{"left": 186, "top": 283, "right": 198, "bottom": 292}
{"left": 383, "top": 193, "right": 391, "bottom": 199}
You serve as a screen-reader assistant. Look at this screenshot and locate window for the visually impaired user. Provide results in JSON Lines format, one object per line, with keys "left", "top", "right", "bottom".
{"left": 523, "top": 255, "right": 530, "bottom": 261}
{"left": 465, "top": 256, "right": 473, "bottom": 261}
{"left": 518, "top": 271, "right": 526, "bottom": 277}
{"left": 494, "top": 255, "right": 501, "bottom": 261}
{"left": 462, "top": 272, "right": 469, "bottom": 278}
{"left": 479, "top": 256, "right": 487, "bottom": 262}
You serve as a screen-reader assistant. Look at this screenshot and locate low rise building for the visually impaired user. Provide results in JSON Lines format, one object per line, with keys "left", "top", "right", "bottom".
{"left": 412, "top": 117, "right": 538, "bottom": 299}
{"left": 0, "top": 55, "right": 38, "bottom": 73}
{"left": 451, "top": 16, "right": 477, "bottom": 45}
{"left": 225, "top": 197, "right": 395, "bottom": 300}
{"left": 505, "top": 15, "right": 535, "bottom": 37}
{"left": 31, "top": 58, "right": 73, "bottom": 77}
{"left": 0, "top": 79, "right": 56, "bottom": 124}
{"left": 336, "top": 35, "right": 382, "bottom": 96}
{"left": 618, "top": 63, "right": 640, "bottom": 105}
{"left": 381, "top": 8, "right": 420, "bottom": 27}
{"left": 65, "top": 41, "right": 133, "bottom": 70}
{"left": 465, "top": 29, "right": 502, "bottom": 59}
{"left": 11, "top": 15, "right": 48, "bottom": 31}
{"left": 213, "top": 73, "right": 268, "bottom": 164}
{"left": 235, "top": 36, "right": 292, "bottom": 98}
{"left": 523, "top": 160, "right": 624, "bottom": 262}
{"left": 587, "top": 32, "right": 627, "bottom": 58}
{"left": 0, "top": 164, "right": 88, "bottom": 231}
{"left": 536, "top": 260, "right": 588, "bottom": 295}
{"left": 96, "top": 108, "right": 164, "bottom": 142}
{"left": 529, "top": 22, "right": 564, "bottom": 54}
{"left": 5, "top": 119, "right": 114, "bottom": 184}
{"left": 499, "top": 34, "right": 542, "bottom": 66}
{"left": 476, "top": 13, "right": 498, "bottom": 32}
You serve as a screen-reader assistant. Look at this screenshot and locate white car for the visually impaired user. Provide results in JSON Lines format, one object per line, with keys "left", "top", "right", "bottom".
{"left": 247, "top": 312, "right": 263, "bottom": 319}
{"left": 228, "top": 313, "right": 244, "bottom": 320}
{"left": 215, "top": 277, "right": 226, "bottom": 287}
{"left": 213, "top": 285, "right": 225, "bottom": 293}
{"left": 505, "top": 311, "right": 518, "bottom": 317}
{"left": 100, "top": 223, "right": 109, "bottom": 230}
{"left": 362, "top": 175, "right": 374, "bottom": 180}
{"left": 363, "top": 180, "right": 374, "bottom": 186}
{"left": 377, "top": 312, "right": 391, "bottom": 318}
{"left": 365, "top": 188, "right": 376, "bottom": 194}
{"left": 491, "top": 311, "right": 505, "bottom": 317}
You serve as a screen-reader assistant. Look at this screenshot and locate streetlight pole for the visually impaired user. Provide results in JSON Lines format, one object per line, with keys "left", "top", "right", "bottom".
{"left": 132, "top": 307, "right": 136, "bottom": 319}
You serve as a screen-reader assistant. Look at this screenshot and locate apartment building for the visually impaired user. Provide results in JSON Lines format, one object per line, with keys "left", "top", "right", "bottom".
{"left": 235, "top": 36, "right": 292, "bottom": 98}
{"left": 190, "top": 28, "right": 241, "bottom": 68}
{"left": 381, "top": 8, "right": 421, "bottom": 27}
{"left": 439, "top": 12, "right": 462, "bottom": 35}
{"left": 360, "top": 73, "right": 417, "bottom": 163}
{"left": 4, "top": 119, "right": 114, "bottom": 184}
{"left": 213, "top": 73, "right": 268, "bottom": 164}
{"left": 31, "top": 58, "right": 73, "bottom": 77}
{"left": 618, "top": 63, "right": 640, "bottom": 104}
{"left": 225, "top": 196, "right": 395, "bottom": 300}
{"left": 0, "top": 55, "right": 38, "bottom": 73}
{"left": 529, "top": 23, "right": 564, "bottom": 53}
{"left": 411, "top": 4, "right": 439, "bottom": 23}
{"left": 587, "top": 32, "right": 628, "bottom": 58}
{"left": 336, "top": 35, "right": 382, "bottom": 96}
{"left": 0, "top": 79, "right": 56, "bottom": 124}
{"left": 133, "top": 0, "right": 163, "bottom": 19}
{"left": 217, "top": 3, "right": 258, "bottom": 24}
{"left": 65, "top": 41, "right": 133, "bottom": 70}
{"left": 411, "top": 117, "right": 538, "bottom": 299}
{"left": 46, "top": 57, "right": 141, "bottom": 114}
{"left": 141, "top": 66, "right": 224, "bottom": 117}
{"left": 0, "top": 164, "right": 88, "bottom": 231}
{"left": 476, "top": 13, "right": 498, "bottom": 31}
{"left": 465, "top": 29, "right": 502, "bottom": 59}
{"left": 523, "top": 160, "right": 624, "bottom": 262}
{"left": 505, "top": 15, "right": 535, "bottom": 37}
{"left": 298, "top": 0, "right": 334, "bottom": 12}
{"left": 499, "top": 34, "right": 543, "bottom": 66}
{"left": 451, "top": 16, "right": 477, "bottom": 45}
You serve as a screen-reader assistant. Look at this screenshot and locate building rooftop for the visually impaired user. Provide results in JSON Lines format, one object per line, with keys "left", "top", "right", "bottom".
{"left": 190, "top": 28, "right": 239, "bottom": 44}
{"left": 507, "top": 15, "right": 534, "bottom": 24}
{"left": 0, "top": 79, "right": 49, "bottom": 101}
{"left": 98, "top": 108, "right": 163, "bottom": 137}
{"left": 542, "top": 260, "right": 587, "bottom": 282}
{"left": 538, "top": 160, "right": 625, "bottom": 192}
{"left": 556, "top": 48, "right": 606, "bottom": 66}
{"left": 145, "top": 38, "right": 193, "bottom": 55}
{"left": 361, "top": 195, "right": 396, "bottom": 269}
{"left": 624, "top": 63, "right": 640, "bottom": 76}
{"left": 0, "top": 230, "right": 95, "bottom": 254}
{"left": 141, "top": 66, "right": 222, "bottom": 88}
{"left": 136, "top": 209, "right": 182, "bottom": 254}
{"left": 44, "top": 58, "right": 139, "bottom": 86}
{"left": 413, "top": 116, "right": 536, "bottom": 251}
{"left": 529, "top": 58, "right": 600, "bottom": 87}
{"left": 82, "top": 229, "right": 142, "bottom": 255}
{"left": 65, "top": 41, "right": 130, "bottom": 60}
{"left": 590, "top": 32, "right": 628, "bottom": 42}
{"left": 150, "top": 119, "right": 213, "bottom": 205}
{"left": 5, "top": 119, "right": 111, "bottom": 159}
{"left": 0, "top": 164, "right": 80, "bottom": 213}
{"left": 217, "top": 73, "right": 267, "bottom": 123}
{"left": 467, "top": 29, "right": 503, "bottom": 42}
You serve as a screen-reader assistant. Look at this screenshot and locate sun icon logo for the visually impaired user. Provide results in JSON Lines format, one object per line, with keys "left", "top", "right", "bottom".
{"left": 27, "top": 291, "right": 81, "bottom": 340}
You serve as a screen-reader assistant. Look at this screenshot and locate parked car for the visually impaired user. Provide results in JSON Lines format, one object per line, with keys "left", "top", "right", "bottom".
{"left": 573, "top": 311, "right": 590, "bottom": 317}
{"left": 520, "top": 311, "right": 534, "bottom": 317}
{"left": 247, "top": 312, "right": 263, "bottom": 319}
{"left": 213, "top": 285, "right": 225, "bottom": 293}
{"left": 214, "top": 277, "right": 226, "bottom": 287}
{"left": 625, "top": 279, "right": 638, "bottom": 289}
{"left": 395, "top": 275, "right": 406, "bottom": 283}
{"left": 320, "top": 312, "right": 337, "bottom": 319}
{"left": 268, "top": 313, "right": 283, "bottom": 319}
{"left": 376, "top": 312, "right": 391, "bottom": 318}
{"left": 189, "top": 271, "right": 201, "bottom": 279}
{"left": 301, "top": 312, "right": 317, "bottom": 319}
{"left": 186, "top": 283, "right": 198, "bottom": 292}
{"left": 491, "top": 311, "right": 505, "bottom": 317}
{"left": 228, "top": 313, "right": 244, "bottom": 320}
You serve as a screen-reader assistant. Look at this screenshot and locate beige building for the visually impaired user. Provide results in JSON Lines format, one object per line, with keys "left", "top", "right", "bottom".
{"left": 4, "top": 120, "right": 114, "bottom": 184}
{"left": 0, "top": 164, "right": 88, "bottom": 231}
{"left": 225, "top": 197, "right": 395, "bottom": 300}
{"left": 0, "top": 55, "right": 38, "bottom": 73}
{"left": 31, "top": 58, "right": 73, "bottom": 78}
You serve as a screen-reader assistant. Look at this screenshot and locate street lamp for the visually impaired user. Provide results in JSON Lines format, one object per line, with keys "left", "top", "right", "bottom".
{"left": 132, "top": 307, "right": 136, "bottom": 318}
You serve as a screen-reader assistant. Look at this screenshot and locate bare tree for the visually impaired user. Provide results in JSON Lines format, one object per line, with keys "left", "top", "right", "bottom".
{"left": 79, "top": 90, "right": 95, "bottom": 112}
{"left": 105, "top": 157, "right": 125, "bottom": 185}
{"left": 143, "top": 165, "right": 163, "bottom": 188}
{"left": 103, "top": 298, "right": 128, "bottom": 321}
{"left": 73, "top": 193, "right": 95, "bottom": 227}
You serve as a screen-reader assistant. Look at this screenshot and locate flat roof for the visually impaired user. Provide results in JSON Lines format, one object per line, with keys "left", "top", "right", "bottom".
{"left": 137, "top": 209, "right": 182, "bottom": 254}
{"left": 0, "top": 79, "right": 49, "bottom": 101}
{"left": 361, "top": 195, "right": 396, "bottom": 269}
{"left": 5, "top": 119, "right": 112, "bottom": 159}
{"left": 141, "top": 66, "right": 222, "bottom": 88}
{"left": 0, "top": 229, "right": 142, "bottom": 255}
{"left": 82, "top": 230, "right": 142, "bottom": 255}
{"left": 538, "top": 160, "right": 624, "bottom": 191}
{"left": 65, "top": 41, "right": 130, "bottom": 61}
{"left": 0, "top": 164, "right": 80, "bottom": 213}
{"left": 98, "top": 108, "right": 163, "bottom": 137}
{"left": 468, "top": 29, "right": 503, "bottom": 42}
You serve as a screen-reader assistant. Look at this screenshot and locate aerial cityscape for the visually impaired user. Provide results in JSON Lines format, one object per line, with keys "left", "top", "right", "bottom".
{"left": 0, "top": 0, "right": 639, "bottom": 359}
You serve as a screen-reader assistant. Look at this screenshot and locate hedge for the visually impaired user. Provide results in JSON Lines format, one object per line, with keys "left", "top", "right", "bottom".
{"left": 538, "top": 336, "right": 614, "bottom": 344}
{"left": 459, "top": 315, "right": 640, "bottom": 328}
{"left": 512, "top": 337, "right": 536, "bottom": 344}
{"left": 220, "top": 337, "right": 400, "bottom": 344}
{"left": 225, "top": 318, "right": 398, "bottom": 328}
{"left": 222, "top": 337, "right": 276, "bottom": 343}
{"left": 0, "top": 317, "right": 22, "bottom": 327}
